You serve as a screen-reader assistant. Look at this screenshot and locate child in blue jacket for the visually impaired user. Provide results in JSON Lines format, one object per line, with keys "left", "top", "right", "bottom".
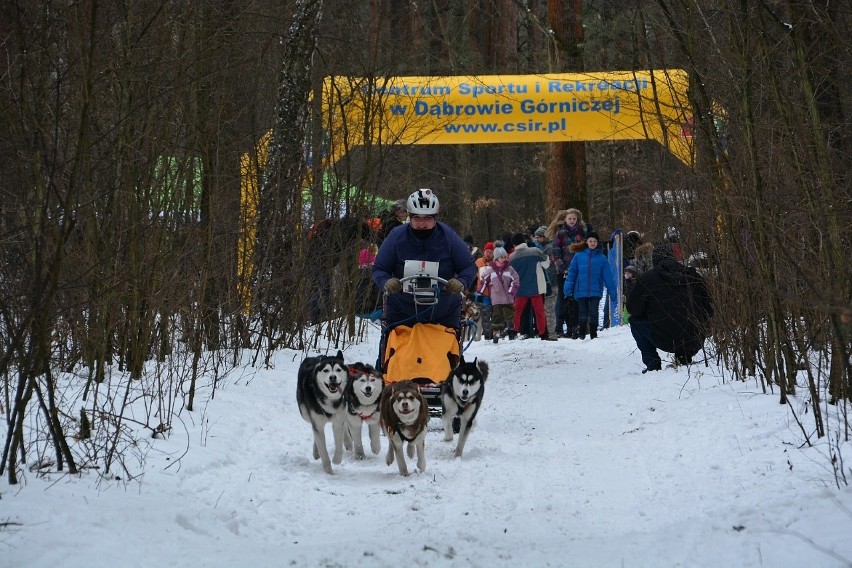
{"left": 563, "top": 231, "right": 618, "bottom": 339}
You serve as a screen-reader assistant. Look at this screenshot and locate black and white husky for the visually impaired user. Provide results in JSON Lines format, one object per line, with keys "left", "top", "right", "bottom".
{"left": 442, "top": 357, "right": 489, "bottom": 458}
{"left": 296, "top": 350, "right": 349, "bottom": 474}
{"left": 343, "top": 362, "right": 384, "bottom": 459}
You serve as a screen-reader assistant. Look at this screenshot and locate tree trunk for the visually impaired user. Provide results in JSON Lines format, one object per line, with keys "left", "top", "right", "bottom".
{"left": 546, "top": 0, "right": 587, "bottom": 219}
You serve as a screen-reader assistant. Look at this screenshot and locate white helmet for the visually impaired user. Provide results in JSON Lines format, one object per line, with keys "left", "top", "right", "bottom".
{"left": 406, "top": 188, "right": 439, "bottom": 215}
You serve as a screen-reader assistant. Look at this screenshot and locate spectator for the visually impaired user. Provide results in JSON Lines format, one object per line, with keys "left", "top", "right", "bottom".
{"left": 509, "top": 232, "right": 556, "bottom": 341}
{"left": 378, "top": 199, "right": 409, "bottom": 243}
{"left": 623, "top": 230, "right": 643, "bottom": 265}
{"left": 563, "top": 231, "right": 617, "bottom": 340}
{"left": 621, "top": 265, "right": 639, "bottom": 324}
{"left": 478, "top": 247, "right": 520, "bottom": 343}
{"left": 499, "top": 231, "right": 515, "bottom": 255}
{"left": 622, "top": 242, "right": 654, "bottom": 367}
{"left": 474, "top": 242, "right": 495, "bottom": 339}
{"left": 372, "top": 189, "right": 477, "bottom": 331}
{"left": 626, "top": 243, "right": 714, "bottom": 371}
{"left": 358, "top": 242, "right": 377, "bottom": 268}
{"left": 463, "top": 235, "right": 479, "bottom": 259}
{"left": 356, "top": 242, "right": 380, "bottom": 318}
{"left": 632, "top": 242, "right": 654, "bottom": 274}
{"left": 533, "top": 225, "right": 558, "bottom": 336}
{"left": 663, "top": 226, "right": 683, "bottom": 262}
{"left": 549, "top": 208, "right": 592, "bottom": 338}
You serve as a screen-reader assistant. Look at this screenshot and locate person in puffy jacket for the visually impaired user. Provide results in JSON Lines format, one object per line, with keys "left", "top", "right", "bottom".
{"left": 626, "top": 243, "right": 713, "bottom": 370}
{"left": 548, "top": 208, "right": 592, "bottom": 337}
{"left": 563, "top": 231, "right": 617, "bottom": 339}
{"left": 372, "top": 189, "right": 477, "bottom": 330}
{"left": 478, "top": 247, "right": 520, "bottom": 343}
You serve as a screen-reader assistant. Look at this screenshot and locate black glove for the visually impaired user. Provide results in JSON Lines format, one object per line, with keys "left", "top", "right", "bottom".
{"left": 445, "top": 278, "right": 464, "bottom": 294}
{"left": 384, "top": 277, "right": 402, "bottom": 293}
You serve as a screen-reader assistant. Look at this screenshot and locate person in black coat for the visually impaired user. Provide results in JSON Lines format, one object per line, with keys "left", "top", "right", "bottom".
{"left": 626, "top": 243, "right": 713, "bottom": 370}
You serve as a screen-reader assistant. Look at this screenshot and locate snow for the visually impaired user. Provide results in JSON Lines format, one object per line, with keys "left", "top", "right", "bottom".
{"left": 3, "top": 324, "right": 852, "bottom": 568}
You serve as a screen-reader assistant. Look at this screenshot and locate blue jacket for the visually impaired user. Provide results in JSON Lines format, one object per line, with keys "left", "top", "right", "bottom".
{"left": 564, "top": 245, "right": 617, "bottom": 299}
{"left": 372, "top": 222, "right": 477, "bottom": 329}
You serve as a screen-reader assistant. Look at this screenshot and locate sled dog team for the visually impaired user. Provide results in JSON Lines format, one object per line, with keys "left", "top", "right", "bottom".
{"left": 296, "top": 351, "right": 488, "bottom": 476}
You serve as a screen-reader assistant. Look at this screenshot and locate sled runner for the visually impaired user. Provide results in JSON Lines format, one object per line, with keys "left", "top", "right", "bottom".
{"left": 377, "top": 262, "right": 464, "bottom": 418}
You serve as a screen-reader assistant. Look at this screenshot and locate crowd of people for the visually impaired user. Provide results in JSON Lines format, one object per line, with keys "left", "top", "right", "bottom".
{"left": 356, "top": 188, "right": 713, "bottom": 371}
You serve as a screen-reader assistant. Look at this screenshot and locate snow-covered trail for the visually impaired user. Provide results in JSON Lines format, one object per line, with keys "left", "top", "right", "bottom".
{"left": 4, "top": 325, "right": 851, "bottom": 568}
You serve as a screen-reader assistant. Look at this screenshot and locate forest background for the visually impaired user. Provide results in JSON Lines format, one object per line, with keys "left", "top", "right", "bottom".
{"left": 0, "top": 1, "right": 849, "bottom": 487}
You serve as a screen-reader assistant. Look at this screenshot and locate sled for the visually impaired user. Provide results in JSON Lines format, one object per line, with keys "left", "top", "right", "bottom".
{"left": 377, "top": 263, "right": 464, "bottom": 418}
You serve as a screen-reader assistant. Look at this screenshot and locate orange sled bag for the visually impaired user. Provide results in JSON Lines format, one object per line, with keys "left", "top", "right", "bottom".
{"left": 383, "top": 323, "right": 460, "bottom": 384}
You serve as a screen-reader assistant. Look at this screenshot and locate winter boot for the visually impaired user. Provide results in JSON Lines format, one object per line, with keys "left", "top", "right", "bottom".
{"left": 577, "top": 323, "right": 587, "bottom": 340}
{"left": 590, "top": 327, "right": 598, "bottom": 339}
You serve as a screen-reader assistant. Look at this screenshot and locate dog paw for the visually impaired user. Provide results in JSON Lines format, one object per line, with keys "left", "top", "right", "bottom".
{"left": 354, "top": 452, "right": 365, "bottom": 460}
{"left": 443, "top": 432, "right": 454, "bottom": 442}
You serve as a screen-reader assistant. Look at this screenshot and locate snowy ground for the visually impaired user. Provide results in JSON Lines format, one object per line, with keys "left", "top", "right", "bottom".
{"left": 2, "top": 324, "right": 851, "bottom": 568}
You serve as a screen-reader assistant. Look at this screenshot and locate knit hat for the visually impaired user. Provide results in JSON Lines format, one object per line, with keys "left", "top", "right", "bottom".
{"left": 511, "top": 232, "right": 527, "bottom": 246}
{"left": 585, "top": 230, "right": 600, "bottom": 241}
{"left": 484, "top": 241, "right": 495, "bottom": 251}
{"left": 624, "top": 265, "right": 638, "bottom": 275}
{"left": 534, "top": 226, "right": 547, "bottom": 237}
{"left": 652, "top": 243, "right": 676, "bottom": 267}
{"left": 493, "top": 247, "right": 508, "bottom": 259}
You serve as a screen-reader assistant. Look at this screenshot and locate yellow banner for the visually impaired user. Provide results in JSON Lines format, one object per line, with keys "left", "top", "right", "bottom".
{"left": 321, "top": 70, "right": 693, "bottom": 165}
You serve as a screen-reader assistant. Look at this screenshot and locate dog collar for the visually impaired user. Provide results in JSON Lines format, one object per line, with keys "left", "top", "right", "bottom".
{"left": 359, "top": 410, "right": 376, "bottom": 421}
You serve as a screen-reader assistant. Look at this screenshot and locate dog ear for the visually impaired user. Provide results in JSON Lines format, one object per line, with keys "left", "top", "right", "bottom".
{"left": 336, "top": 350, "right": 344, "bottom": 361}
{"left": 449, "top": 352, "right": 461, "bottom": 368}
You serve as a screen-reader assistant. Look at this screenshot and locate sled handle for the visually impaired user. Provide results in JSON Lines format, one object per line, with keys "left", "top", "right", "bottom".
{"left": 399, "top": 274, "right": 449, "bottom": 306}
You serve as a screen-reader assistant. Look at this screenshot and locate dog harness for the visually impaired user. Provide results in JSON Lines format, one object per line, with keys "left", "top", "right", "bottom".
{"left": 391, "top": 424, "right": 418, "bottom": 443}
